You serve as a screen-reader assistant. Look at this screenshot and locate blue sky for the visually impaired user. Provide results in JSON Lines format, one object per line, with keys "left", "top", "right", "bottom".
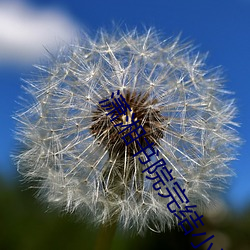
{"left": 1, "top": 0, "right": 249, "bottom": 210}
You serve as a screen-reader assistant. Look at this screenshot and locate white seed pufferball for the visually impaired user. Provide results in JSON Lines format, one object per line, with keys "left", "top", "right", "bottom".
{"left": 14, "top": 28, "right": 240, "bottom": 233}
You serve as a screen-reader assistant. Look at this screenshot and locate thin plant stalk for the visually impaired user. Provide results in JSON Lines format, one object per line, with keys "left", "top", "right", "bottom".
{"left": 94, "top": 220, "right": 118, "bottom": 250}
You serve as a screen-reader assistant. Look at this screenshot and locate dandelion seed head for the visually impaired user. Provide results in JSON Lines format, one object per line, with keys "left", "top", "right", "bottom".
{"left": 14, "top": 27, "right": 240, "bottom": 233}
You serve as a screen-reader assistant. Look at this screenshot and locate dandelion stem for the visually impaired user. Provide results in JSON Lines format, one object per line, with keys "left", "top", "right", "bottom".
{"left": 94, "top": 220, "right": 117, "bottom": 250}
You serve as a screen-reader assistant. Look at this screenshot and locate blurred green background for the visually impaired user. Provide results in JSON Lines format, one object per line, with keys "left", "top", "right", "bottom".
{"left": 1, "top": 174, "right": 250, "bottom": 250}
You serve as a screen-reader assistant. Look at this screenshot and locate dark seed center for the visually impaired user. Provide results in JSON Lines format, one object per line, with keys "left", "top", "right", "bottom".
{"left": 90, "top": 90, "right": 165, "bottom": 159}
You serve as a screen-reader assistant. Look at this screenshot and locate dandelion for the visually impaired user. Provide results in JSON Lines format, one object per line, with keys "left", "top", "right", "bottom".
{"left": 14, "top": 27, "right": 240, "bottom": 236}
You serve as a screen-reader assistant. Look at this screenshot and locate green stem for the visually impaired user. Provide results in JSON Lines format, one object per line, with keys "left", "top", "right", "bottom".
{"left": 94, "top": 220, "right": 117, "bottom": 250}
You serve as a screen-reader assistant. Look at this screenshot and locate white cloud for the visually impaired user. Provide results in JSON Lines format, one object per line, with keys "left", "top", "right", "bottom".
{"left": 0, "top": 1, "right": 78, "bottom": 65}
